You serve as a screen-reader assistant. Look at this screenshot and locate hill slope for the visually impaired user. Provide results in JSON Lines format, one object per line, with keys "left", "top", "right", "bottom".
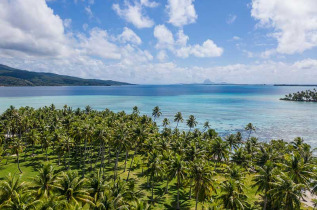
{"left": 0, "top": 64, "right": 130, "bottom": 86}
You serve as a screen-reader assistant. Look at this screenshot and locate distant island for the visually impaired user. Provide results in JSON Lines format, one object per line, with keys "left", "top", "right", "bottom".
{"left": 274, "top": 84, "right": 317, "bottom": 86}
{"left": 280, "top": 89, "right": 317, "bottom": 102}
{"left": 0, "top": 64, "right": 131, "bottom": 86}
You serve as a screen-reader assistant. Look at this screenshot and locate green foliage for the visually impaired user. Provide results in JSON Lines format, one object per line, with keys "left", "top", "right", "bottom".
{"left": 0, "top": 105, "right": 316, "bottom": 209}
{"left": 0, "top": 64, "right": 130, "bottom": 86}
{"left": 281, "top": 89, "right": 317, "bottom": 102}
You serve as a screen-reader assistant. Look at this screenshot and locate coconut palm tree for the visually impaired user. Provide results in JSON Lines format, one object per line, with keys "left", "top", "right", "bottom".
{"left": 190, "top": 161, "right": 216, "bottom": 210}
{"left": 208, "top": 137, "right": 229, "bottom": 163}
{"left": 146, "top": 151, "right": 164, "bottom": 203}
{"left": 169, "top": 154, "right": 187, "bottom": 209}
{"left": 174, "top": 112, "right": 183, "bottom": 129}
{"left": 280, "top": 153, "right": 315, "bottom": 186}
{"left": 162, "top": 118, "right": 170, "bottom": 128}
{"left": 269, "top": 172, "right": 305, "bottom": 210}
{"left": 245, "top": 123, "right": 256, "bottom": 139}
{"left": 0, "top": 173, "right": 28, "bottom": 205}
{"left": 252, "top": 161, "right": 276, "bottom": 210}
{"left": 152, "top": 106, "right": 162, "bottom": 122}
{"left": 10, "top": 137, "right": 24, "bottom": 173}
{"left": 186, "top": 115, "right": 197, "bottom": 132}
{"left": 0, "top": 191, "right": 40, "bottom": 210}
{"left": 203, "top": 121, "right": 210, "bottom": 132}
{"left": 31, "top": 163, "right": 58, "bottom": 199}
{"left": 55, "top": 170, "right": 94, "bottom": 207}
{"left": 217, "top": 178, "right": 248, "bottom": 210}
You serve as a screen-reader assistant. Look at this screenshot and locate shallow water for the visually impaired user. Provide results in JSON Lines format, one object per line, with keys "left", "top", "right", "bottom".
{"left": 0, "top": 85, "right": 316, "bottom": 147}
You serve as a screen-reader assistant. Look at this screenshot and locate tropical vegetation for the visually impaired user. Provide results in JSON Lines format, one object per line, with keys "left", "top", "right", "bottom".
{"left": 0, "top": 105, "right": 316, "bottom": 209}
{"left": 281, "top": 89, "right": 317, "bottom": 102}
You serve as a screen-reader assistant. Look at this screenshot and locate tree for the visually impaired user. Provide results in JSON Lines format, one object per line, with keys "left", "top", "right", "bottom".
{"left": 152, "top": 106, "right": 162, "bottom": 122}
{"left": 162, "top": 118, "right": 170, "bottom": 128}
{"left": 280, "top": 153, "right": 315, "bottom": 186}
{"left": 169, "top": 154, "right": 187, "bottom": 209}
{"left": 203, "top": 121, "right": 210, "bottom": 132}
{"left": 252, "top": 161, "right": 276, "bottom": 210}
{"left": 190, "top": 161, "right": 215, "bottom": 210}
{"left": 218, "top": 178, "right": 248, "bottom": 210}
{"left": 174, "top": 112, "right": 183, "bottom": 129}
{"left": 186, "top": 115, "right": 197, "bottom": 132}
{"left": 208, "top": 137, "right": 229, "bottom": 163}
{"left": 32, "top": 163, "right": 57, "bottom": 199}
{"left": 10, "top": 137, "right": 24, "bottom": 173}
{"left": 0, "top": 173, "right": 28, "bottom": 205}
{"left": 269, "top": 172, "right": 305, "bottom": 210}
{"left": 55, "top": 170, "right": 94, "bottom": 207}
{"left": 0, "top": 191, "right": 40, "bottom": 210}
{"left": 245, "top": 123, "right": 256, "bottom": 139}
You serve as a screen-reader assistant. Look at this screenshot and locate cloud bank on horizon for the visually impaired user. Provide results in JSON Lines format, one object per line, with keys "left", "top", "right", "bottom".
{"left": 0, "top": 0, "right": 317, "bottom": 84}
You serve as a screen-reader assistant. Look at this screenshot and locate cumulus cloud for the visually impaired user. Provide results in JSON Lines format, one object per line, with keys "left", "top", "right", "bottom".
{"left": 154, "top": 25, "right": 175, "bottom": 50}
{"left": 78, "top": 28, "right": 121, "bottom": 60}
{"left": 63, "top": 19, "right": 72, "bottom": 29}
{"left": 118, "top": 27, "right": 142, "bottom": 45}
{"left": 3, "top": 56, "right": 317, "bottom": 84}
{"left": 154, "top": 25, "right": 223, "bottom": 58}
{"left": 112, "top": 1, "right": 154, "bottom": 28}
{"left": 0, "top": 0, "right": 70, "bottom": 57}
{"left": 166, "top": 0, "right": 197, "bottom": 27}
{"left": 140, "top": 0, "right": 159, "bottom": 8}
{"left": 251, "top": 0, "right": 317, "bottom": 54}
{"left": 157, "top": 50, "right": 168, "bottom": 61}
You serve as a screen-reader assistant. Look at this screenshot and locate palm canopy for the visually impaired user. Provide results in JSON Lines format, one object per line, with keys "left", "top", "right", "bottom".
{"left": 31, "top": 163, "right": 58, "bottom": 199}
{"left": 55, "top": 170, "right": 94, "bottom": 207}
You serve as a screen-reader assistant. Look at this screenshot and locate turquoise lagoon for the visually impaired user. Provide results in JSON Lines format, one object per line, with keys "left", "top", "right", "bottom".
{"left": 0, "top": 85, "right": 316, "bottom": 147}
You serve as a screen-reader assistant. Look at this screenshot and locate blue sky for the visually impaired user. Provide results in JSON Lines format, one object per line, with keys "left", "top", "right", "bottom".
{"left": 0, "top": 0, "right": 317, "bottom": 84}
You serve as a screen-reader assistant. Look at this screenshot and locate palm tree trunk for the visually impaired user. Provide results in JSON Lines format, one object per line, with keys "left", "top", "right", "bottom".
{"left": 189, "top": 180, "right": 192, "bottom": 199}
{"left": 17, "top": 152, "right": 22, "bottom": 173}
{"left": 151, "top": 174, "right": 155, "bottom": 202}
{"left": 177, "top": 176, "right": 180, "bottom": 210}
{"left": 68, "top": 149, "right": 70, "bottom": 170}
{"left": 58, "top": 153, "right": 61, "bottom": 165}
{"left": 263, "top": 189, "right": 268, "bottom": 210}
{"left": 108, "top": 146, "right": 111, "bottom": 164}
{"left": 114, "top": 149, "right": 119, "bottom": 181}
{"left": 195, "top": 191, "right": 199, "bottom": 210}
{"left": 124, "top": 150, "right": 128, "bottom": 172}
{"left": 126, "top": 146, "right": 138, "bottom": 181}
{"left": 165, "top": 179, "right": 169, "bottom": 193}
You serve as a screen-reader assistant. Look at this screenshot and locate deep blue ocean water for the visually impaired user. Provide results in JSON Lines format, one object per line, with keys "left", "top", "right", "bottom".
{"left": 0, "top": 85, "right": 316, "bottom": 147}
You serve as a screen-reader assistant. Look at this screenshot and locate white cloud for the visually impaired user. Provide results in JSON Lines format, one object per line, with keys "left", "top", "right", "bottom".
{"left": 154, "top": 25, "right": 175, "bottom": 50}
{"left": 189, "top": 40, "right": 223, "bottom": 57}
{"left": 85, "top": 6, "right": 93, "bottom": 18}
{"left": 226, "top": 14, "right": 237, "bottom": 24}
{"left": 78, "top": 28, "right": 121, "bottom": 60}
{"left": 251, "top": 0, "right": 317, "bottom": 54}
{"left": 112, "top": 1, "right": 154, "bottom": 28}
{"left": 83, "top": 23, "right": 89, "bottom": 31}
{"left": 0, "top": 0, "right": 70, "bottom": 57}
{"left": 118, "top": 27, "right": 142, "bottom": 45}
{"left": 154, "top": 25, "right": 223, "bottom": 58}
{"left": 157, "top": 50, "right": 168, "bottom": 61}
{"left": 232, "top": 36, "right": 241, "bottom": 41}
{"left": 63, "top": 19, "right": 72, "bottom": 29}
{"left": 3, "top": 57, "right": 317, "bottom": 84}
{"left": 166, "top": 0, "right": 197, "bottom": 27}
{"left": 140, "top": 0, "right": 159, "bottom": 8}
